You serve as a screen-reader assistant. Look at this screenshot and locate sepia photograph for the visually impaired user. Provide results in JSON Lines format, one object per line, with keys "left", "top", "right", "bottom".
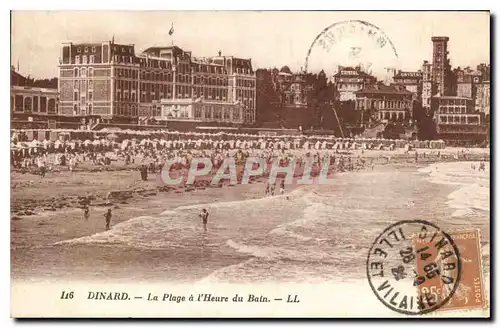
{"left": 9, "top": 10, "right": 490, "bottom": 318}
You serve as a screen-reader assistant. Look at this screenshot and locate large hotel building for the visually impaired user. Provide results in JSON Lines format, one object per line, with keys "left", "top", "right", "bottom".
{"left": 58, "top": 41, "right": 256, "bottom": 126}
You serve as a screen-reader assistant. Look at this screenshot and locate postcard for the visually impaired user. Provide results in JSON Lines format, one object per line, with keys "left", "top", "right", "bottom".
{"left": 10, "top": 10, "right": 490, "bottom": 318}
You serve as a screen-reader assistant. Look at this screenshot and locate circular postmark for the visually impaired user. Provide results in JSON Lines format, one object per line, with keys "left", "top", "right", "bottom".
{"left": 305, "top": 20, "right": 400, "bottom": 81}
{"left": 366, "top": 220, "right": 462, "bottom": 315}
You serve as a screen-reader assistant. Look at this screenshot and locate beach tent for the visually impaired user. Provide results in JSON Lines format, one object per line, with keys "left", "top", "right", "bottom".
{"left": 30, "top": 140, "right": 41, "bottom": 148}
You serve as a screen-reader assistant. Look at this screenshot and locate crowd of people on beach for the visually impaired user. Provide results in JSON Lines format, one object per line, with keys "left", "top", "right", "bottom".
{"left": 11, "top": 131, "right": 483, "bottom": 233}
{"left": 11, "top": 132, "right": 399, "bottom": 179}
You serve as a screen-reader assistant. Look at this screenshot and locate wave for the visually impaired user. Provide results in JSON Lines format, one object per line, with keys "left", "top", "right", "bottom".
{"left": 419, "top": 162, "right": 490, "bottom": 218}
{"left": 225, "top": 239, "right": 334, "bottom": 264}
{"left": 52, "top": 187, "right": 310, "bottom": 250}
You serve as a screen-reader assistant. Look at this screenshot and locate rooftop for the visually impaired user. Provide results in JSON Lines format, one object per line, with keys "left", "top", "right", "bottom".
{"left": 356, "top": 83, "right": 412, "bottom": 95}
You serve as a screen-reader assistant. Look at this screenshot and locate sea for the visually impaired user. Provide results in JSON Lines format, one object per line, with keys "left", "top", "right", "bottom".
{"left": 13, "top": 161, "right": 490, "bottom": 287}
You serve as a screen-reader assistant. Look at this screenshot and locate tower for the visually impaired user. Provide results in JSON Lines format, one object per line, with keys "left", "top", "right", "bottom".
{"left": 431, "top": 36, "right": 451, "bottom": 96}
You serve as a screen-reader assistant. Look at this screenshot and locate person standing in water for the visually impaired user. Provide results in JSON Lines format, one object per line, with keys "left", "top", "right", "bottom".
{"left": 199, "top": 208, "right": 209, "bottom": 231}
{"left": 280, "top": 179, "right": 285, "bottom": 195}
{"left": 104, "top": 209, "right": 112, "bottom": 230}
{"left": 83, "top": 204, "right": 90, "bottom": 220}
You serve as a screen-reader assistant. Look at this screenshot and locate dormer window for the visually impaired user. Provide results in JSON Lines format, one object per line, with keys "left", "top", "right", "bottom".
{"left": 85, "top": 47, "right": 88, "bottom": 53}
{"left": 92, "top": 46, "right": 96, "bottom": 52}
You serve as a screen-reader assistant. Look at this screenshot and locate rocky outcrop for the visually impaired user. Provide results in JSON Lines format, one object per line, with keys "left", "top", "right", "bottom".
{"left": 106, "top": 190, "right": 133, "bottom": 202}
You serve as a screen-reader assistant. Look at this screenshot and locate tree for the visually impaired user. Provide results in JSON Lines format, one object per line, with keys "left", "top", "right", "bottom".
{"left": 256, "top": 69, "right": 281, "bottom": 125}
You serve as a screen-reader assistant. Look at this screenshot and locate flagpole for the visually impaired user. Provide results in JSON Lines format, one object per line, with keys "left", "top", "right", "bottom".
{"left": 169, "top": 23, "right": 174, "bottom": 46}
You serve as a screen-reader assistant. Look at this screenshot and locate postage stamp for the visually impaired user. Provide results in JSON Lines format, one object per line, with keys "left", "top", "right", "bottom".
{"left": 415, "top": 229, "right": 487, "bottom": 312}
{"left": 366, "top": 220, "right": 462, "bottom": 315}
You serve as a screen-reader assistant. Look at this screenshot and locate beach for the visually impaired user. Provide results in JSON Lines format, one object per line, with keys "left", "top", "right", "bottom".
{"left": 11, "top": 148, "right": 490, "bottom": 287}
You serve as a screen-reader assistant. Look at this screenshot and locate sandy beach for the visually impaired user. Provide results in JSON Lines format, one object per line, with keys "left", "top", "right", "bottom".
{"left": 11, "top": 147, "right": 490, "bottom": 284}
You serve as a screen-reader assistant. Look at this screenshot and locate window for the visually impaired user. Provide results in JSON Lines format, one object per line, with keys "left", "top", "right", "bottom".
{"left": 195, "top": 107, "right": 202, "bottom": 118}
{"left": 233, "top": 108, "right": 240, "bottom": 120}
{"left": 89, "top": 68, "right": 94, "bottom": 77}
{"left": 83, "top": 55, "right": 88, "bottom": 64}
{"left": 88, "top": 80, "right": 93, "bottom": 89}
{"left": 75, "top": 56, "right": 80, "bottom": 64}
{"left": 88, "top": 91, "right": 93, "bottom": 101}
{"left": 77, "top": 47, "right": 81, "bottom": 53}
{"left": 74, "top": 91, "right": 78, "bottom": 101}
{"left": 81, "top": 67, "right": 87, "bottom": 77}
{"left": 214, "top": 107, "right": 222, "bottom": 119}
{"left": 90, "top": 55, "right": 95, "bottom": 64}
{"left": 74, "top": 80, "right": 79, "bottom": 89}
{"left": 84, "top": 47, "right": 88, "bottom": 53}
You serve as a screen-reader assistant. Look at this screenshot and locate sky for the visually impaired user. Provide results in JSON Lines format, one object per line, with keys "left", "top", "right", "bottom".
{"left": 10, "top": 11, "right": 490, "bottom": 79}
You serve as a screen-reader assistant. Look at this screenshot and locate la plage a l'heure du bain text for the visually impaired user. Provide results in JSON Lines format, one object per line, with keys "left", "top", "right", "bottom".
{"left": 62, "top": 290, "right": 301, "bottom": 303}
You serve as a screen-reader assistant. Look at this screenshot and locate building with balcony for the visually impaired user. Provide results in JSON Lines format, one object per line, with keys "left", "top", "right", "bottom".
{"left": 58, "top": 41, "right": 256, "bottom": 126}
{"left": 355, "top": 83, "right": 413, "bottom": 125}
{"left": 392, "top": 70, "right": 422, "bottom": 100}
{"left": 433, "top": 96, "right": 487, "bottom": 144}
{"left": 434, "top": 96, "right": 479, "bottom": 125}
{"left": 333, "top": 66, "right": 376, "bottom": 102}
{"left": 11, "top": 67, "right": 61, "bottom": 129}
{"left": 271, "top": 66, "right": 309, "bottom": 107}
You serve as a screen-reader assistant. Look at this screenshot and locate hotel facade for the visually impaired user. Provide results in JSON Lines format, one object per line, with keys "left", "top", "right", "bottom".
{"left": 58, "top": 41, "right": 256, "bottom": 125}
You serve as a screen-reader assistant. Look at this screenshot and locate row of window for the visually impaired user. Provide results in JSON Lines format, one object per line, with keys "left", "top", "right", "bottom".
{"left": 74, "top": 67, "right": 94, "bottom": 77}
{"left": 194, "top": 107, "right": 241, "bottom": 120}
{"left": 74, "top": 79, "right": 93, "bottom": 89}
{"left": 73, "top": 90, "right": 93, "bottom": 103}
{"left": 356, "top": 100, "right": 409, "bottom": 110}
{"left": 438, "top": 115, "right": 479, "bottom": 124}
{"left": 72, "top": 104, "right": 94, "bottom": 115}
{"left": 237, "top": 89, "right": 255, "bottom": 99}
{"left": 76, "top": 46, "right": 97, "bottom": 53}
{"left": 441, "top": 99, "right": 468, "bottom": 106}
{"left": 377, "top": 112, "right": 406, "bottom": 121}
{"left": 116, "top": 105, "right": 138, "bottom": 117}
{"left": 439, "top": 106, "right": 470, "bottom": 114}
{"left": 192, "top": 64, "right": 226, "bottom": 75}
{"left": 236, "top": 78, "right": 255, "bottom": 88}
{"left": 12, "top": 95, "right": 57, "bottom": 113}
{"left": 114, "top": 70, "right": 233, "bottom": 87}
{"left": 338, "top": 84, "right": 363, "bottom": 90}
{"left": 75, "top": 55, "right": 95, "bottom": 65}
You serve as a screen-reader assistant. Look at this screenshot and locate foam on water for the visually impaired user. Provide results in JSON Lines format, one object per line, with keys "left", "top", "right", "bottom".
{"left": 54, "top": 187, "right": 309, "bottom": 251}
{"left": 48, "top": 163, "right": 489, "bottom": 285}
{"left": 418, "top": 162, "right": 489, "bottom": 218}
